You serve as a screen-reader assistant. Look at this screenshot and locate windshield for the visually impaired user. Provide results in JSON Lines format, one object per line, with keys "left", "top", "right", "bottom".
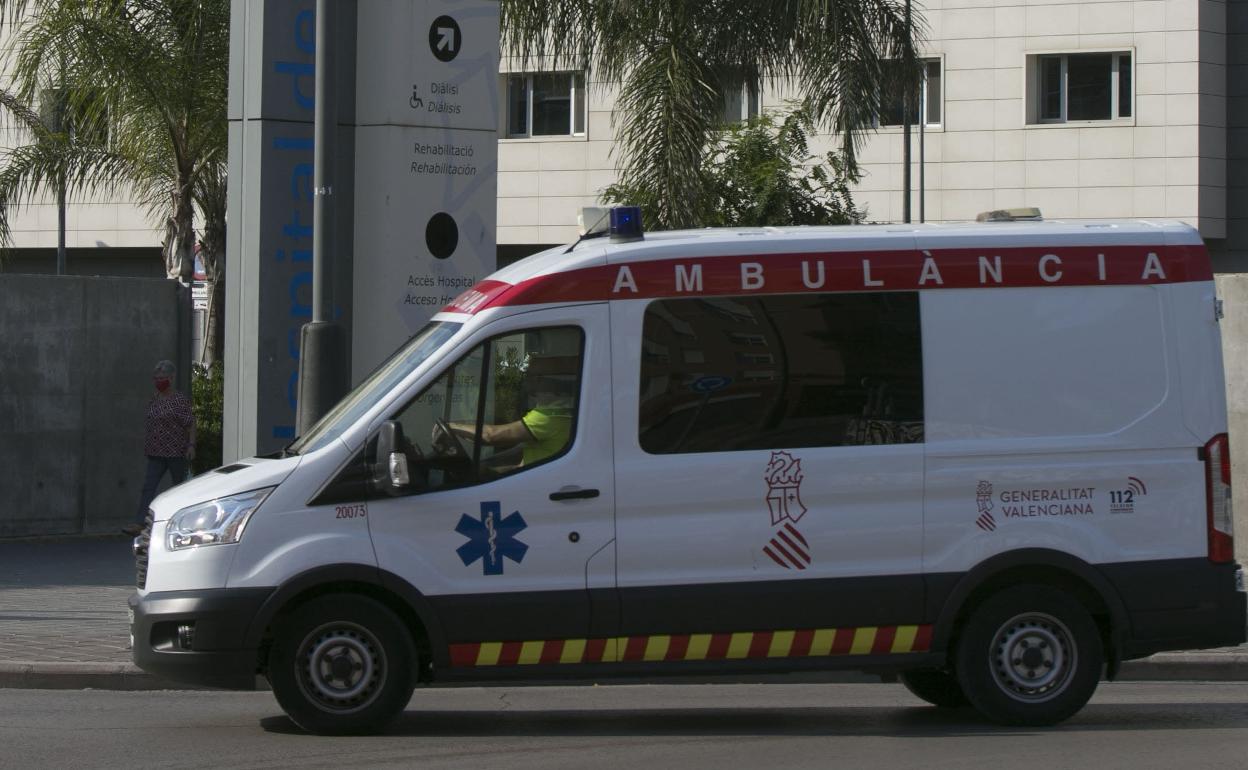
{"left": 287, "top": 321, "right": 462, "bottom": 455}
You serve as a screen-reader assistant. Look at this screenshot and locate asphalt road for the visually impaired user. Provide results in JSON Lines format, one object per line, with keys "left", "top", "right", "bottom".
{"left": 1, "top": 682, "right": 1245, "bottom": 769}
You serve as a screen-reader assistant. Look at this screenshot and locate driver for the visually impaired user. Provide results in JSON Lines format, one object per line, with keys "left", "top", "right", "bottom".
{"left": 444, "top": 354, "right": 578, "bottom": 468}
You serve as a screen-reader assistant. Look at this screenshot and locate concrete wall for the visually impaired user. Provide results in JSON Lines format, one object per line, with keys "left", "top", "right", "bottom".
{"left": 1216, "top": 274, "right": 1248, "bottom": 563}
{"left": 0, "top": 275, "right": 178, "bottom": 537}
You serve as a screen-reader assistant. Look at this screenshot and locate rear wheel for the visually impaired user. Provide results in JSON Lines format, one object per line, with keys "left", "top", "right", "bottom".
{"left": 268, "top": 594, "right": 416, "bottom": 735}
{"left": 899, "top": 668, "right": 969, "bottom": 708}
{"left": 955, "top": 584, "right": 1103, "bottom": 726}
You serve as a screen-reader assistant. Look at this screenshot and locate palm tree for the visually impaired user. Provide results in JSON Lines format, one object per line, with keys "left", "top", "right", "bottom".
{"left": 501, "top": 0, "right": 923, "bottom": 229}
{"left": 0, "top": 84, "right": 78, "bottom": 272}
{"left": 0, "top": 0, "right": 229, "bottom": 364}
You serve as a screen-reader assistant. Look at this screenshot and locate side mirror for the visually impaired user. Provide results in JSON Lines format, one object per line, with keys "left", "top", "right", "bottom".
{"left": 374, "top": 420, "right": 410, "bottom": 492}
{"left": 389, "top": 451, "right": 411, "bottom": 487}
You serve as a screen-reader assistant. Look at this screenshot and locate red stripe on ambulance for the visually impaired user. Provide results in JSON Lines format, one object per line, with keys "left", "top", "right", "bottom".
{"left": 444, "top": 244, "right": 1211, "bottom": 315}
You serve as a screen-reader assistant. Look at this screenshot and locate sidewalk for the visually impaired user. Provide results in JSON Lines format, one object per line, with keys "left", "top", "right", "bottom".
{"left": 0, "top": 538, "right": 1245, "bottom": 690}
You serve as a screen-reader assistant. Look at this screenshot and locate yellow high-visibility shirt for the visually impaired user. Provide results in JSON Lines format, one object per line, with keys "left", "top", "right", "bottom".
{"left": 521, "top": 407, "right": 573, "bottom": 465}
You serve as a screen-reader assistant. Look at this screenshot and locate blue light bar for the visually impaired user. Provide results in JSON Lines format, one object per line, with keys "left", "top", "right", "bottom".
{"left": 609, "top": 206, "right": 644, "bottom": 242}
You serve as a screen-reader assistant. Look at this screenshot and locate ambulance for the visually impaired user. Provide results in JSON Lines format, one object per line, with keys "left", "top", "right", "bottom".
{"left": 131, "top": 209, "right": 1247, "bottom": 734}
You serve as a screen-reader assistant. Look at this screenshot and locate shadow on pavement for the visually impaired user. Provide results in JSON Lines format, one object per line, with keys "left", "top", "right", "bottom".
{"left": 259, "top": 701, "right": 1248, "bottom": 738}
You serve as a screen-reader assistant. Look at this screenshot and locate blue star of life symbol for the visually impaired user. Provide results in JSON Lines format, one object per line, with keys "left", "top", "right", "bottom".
{"left": 455, "top": 501, "right": 528, "bottom": 575}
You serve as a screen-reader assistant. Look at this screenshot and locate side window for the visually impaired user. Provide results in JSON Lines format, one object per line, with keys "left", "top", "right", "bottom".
{"left": 389, "top": 345, "right": 485, "bottom": 493}
{"left": 385, "top": 325, "right": 584, "bottom": 494}
{"left": 638, "top": 293, "right": 923, "bottom": 454}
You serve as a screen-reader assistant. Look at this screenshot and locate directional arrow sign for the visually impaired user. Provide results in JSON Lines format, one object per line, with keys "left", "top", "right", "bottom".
{"left": 436, "top": 27, "right": 455, "bottom": 51}
{"left": 429, "top": 15, "right": 461, "bottom": 62}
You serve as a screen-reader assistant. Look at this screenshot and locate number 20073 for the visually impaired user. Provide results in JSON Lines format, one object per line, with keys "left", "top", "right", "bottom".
{"left": 335, "top": 504, "right": 366, "bottom": 519}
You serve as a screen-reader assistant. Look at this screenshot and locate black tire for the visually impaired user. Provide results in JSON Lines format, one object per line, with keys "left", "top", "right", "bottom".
{"left": 900, "top": 668, "right": 970, "bottom": 708}
{"left": 955, "top": 584, "right": 1103, "bottom": 726}
{"left": 268, "top": 594, "right": 416, "bottom": 735}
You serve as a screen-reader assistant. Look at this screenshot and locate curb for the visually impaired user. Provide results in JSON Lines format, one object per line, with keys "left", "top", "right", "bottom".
{"left": 2, "top": 656, "right": 1245, "bottom": 691}
{"left": 1117, "top": 653, "right": 1248, "bottom": 682}
{"left": 0, "top": 662, "right": 198, "bottom": 691}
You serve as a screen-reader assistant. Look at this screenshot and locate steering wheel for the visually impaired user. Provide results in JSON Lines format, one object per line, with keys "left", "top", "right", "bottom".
{"left": 432, "top": 417, "right": 469, "bottom": 459}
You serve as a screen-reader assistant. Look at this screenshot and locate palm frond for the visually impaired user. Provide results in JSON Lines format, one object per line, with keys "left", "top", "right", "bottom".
{"left": 0, "top": 0, "right": 228, "bottom": 246}
{"left": 613, "top": 30, "right": 723, "bottom": 229}
{"left": 505, "top": 0, "right": 926, "bottom": 227}
{"left": 796, "top": 0, "right": 926, "bottom": 172}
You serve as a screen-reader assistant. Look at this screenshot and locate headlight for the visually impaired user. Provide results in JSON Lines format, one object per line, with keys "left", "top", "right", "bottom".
{"left": 166, "top": 487, "right": 274, "bottom": 551}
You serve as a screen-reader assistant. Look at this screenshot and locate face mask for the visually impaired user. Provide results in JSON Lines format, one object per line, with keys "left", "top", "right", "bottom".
{"left": 155, "top": 378, "right": 171, "bottom": 392}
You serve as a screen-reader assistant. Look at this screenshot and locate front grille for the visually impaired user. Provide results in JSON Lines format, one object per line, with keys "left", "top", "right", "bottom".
{"left": 134, "top": 511, "right": 153, "bottom": 589}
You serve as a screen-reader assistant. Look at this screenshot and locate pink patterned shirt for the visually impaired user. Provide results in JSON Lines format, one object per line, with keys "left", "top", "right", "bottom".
{"left": 144, "top": 391, "right": 194, "bottom": 457}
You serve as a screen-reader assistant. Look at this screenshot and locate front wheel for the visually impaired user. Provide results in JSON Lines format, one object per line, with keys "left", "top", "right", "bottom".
{"left": 268, "top": 594, "right": 416, "bottom": 735}
{"left": 955, "top": 584, "right": 1103, "bottom": 726}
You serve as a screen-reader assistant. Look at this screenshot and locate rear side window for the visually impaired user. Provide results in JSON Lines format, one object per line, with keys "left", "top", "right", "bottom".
{"left": 638, "top": 293, "right": 924, "bottom": 454}
{"left": 922, "top": 286, "right": 1166, "bottom": 440}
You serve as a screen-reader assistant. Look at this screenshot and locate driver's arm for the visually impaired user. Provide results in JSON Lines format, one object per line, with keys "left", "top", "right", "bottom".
{"left": 482, "top": 420, "right": 533, "bottom": 446}
{"left": 450, "top": 419, "right": 532, "bottom": 447}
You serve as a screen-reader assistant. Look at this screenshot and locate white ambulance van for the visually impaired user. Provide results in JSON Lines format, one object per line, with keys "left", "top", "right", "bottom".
{"left": 131, "top": 211, "right": 1246, "bottom": 734}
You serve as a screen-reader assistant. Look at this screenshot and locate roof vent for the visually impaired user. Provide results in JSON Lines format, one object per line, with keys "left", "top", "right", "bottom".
{"left": 578, "top": 207, "right": 611, "bottom": 237}
{"left": 976, "top": 207, "right": 1042, "bottom": 222}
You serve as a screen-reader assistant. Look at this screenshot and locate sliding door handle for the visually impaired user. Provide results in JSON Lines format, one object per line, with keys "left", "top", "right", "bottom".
{"left": 550, "top": 487, "right": 600, "bottom": 501}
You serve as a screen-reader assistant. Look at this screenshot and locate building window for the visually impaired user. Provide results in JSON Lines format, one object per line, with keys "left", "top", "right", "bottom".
{"left": 505, "top": 72, "right": 587, "bottom": 138}
{"left": 638, "top": 293, "right": 924, "bottom": 454}
{"left": 1033, "top": 52, "right": 1132, "bottom": 123}
{"left": 879, "top": 58, "right": 942, "bottom": 128}
{"left": 720, "top": 75, "right": 759, "bottom": 124}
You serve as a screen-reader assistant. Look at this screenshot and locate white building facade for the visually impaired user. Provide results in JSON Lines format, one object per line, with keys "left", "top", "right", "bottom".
{"left": 2, "top": 1, "right": 1239, "bottom": 272}
{"left": 497, "top": 0, "right": 1245, "bottom": 270}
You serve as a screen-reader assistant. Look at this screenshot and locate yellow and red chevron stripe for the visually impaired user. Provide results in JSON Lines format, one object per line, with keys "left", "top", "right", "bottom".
{"left": 449, "top": 624, "right": 932, "bottom": 668}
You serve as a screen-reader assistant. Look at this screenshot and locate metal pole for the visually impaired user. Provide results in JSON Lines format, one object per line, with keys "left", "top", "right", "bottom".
{"left": 56, "top": 179, "right": 66, "bottom": 275}
{"left": 295, "top": 0, "right": 348, "bottom": 436}
{"left": 312, "top": 0, "right": 335, "bottom": 323}
{"left": 919, "top": 90, "right": 926, "bottom": 224}
{"left": 901, "top": 0, "right": 912, "bottom": 224}
{"left": 53, "top": 66, "right": 66, "bottom": 275}
{"left": 52, "top": 88, "right": 65, "bottom": 274}
{"left": 177, "top": 281, "right": 192, "bottom": 395}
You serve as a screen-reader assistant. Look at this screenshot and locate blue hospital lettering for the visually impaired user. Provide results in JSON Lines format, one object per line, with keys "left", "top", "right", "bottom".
{"left": 290, "top": 272, "right": 313, "bottom": 317}
{"left": 283, "top": 210, "right": 312, "bottom": 240}
{"left": 293, "top": 9, "right": 314, "bottom": 53}
{"left": 273, "top": 61, "right": 315, "bottom": 109}
{"left": 291, "top": 163, "right": 314, "bottom": 199}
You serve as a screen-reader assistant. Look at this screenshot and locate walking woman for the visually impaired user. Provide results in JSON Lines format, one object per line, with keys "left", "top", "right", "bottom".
{"left": 124, "top": 360, "right": 195, "bottom": 536}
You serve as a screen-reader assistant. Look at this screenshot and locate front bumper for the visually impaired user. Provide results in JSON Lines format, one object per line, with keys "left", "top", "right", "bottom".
{"left": 129, "top": 588, "right": 273, "bottom": 690}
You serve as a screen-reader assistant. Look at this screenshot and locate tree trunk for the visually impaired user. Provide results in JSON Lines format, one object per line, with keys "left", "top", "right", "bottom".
{"left": 199, "top": 211, "right": 226, "bottom": 368}
{"left": 162, "top": 192, "right": 196, "bottom": 283}
{"left": 162, "top": 189, "right": 196, "bottom": 386}
{"left": 201, "top": 274, "right": 224, "bottom": 368}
